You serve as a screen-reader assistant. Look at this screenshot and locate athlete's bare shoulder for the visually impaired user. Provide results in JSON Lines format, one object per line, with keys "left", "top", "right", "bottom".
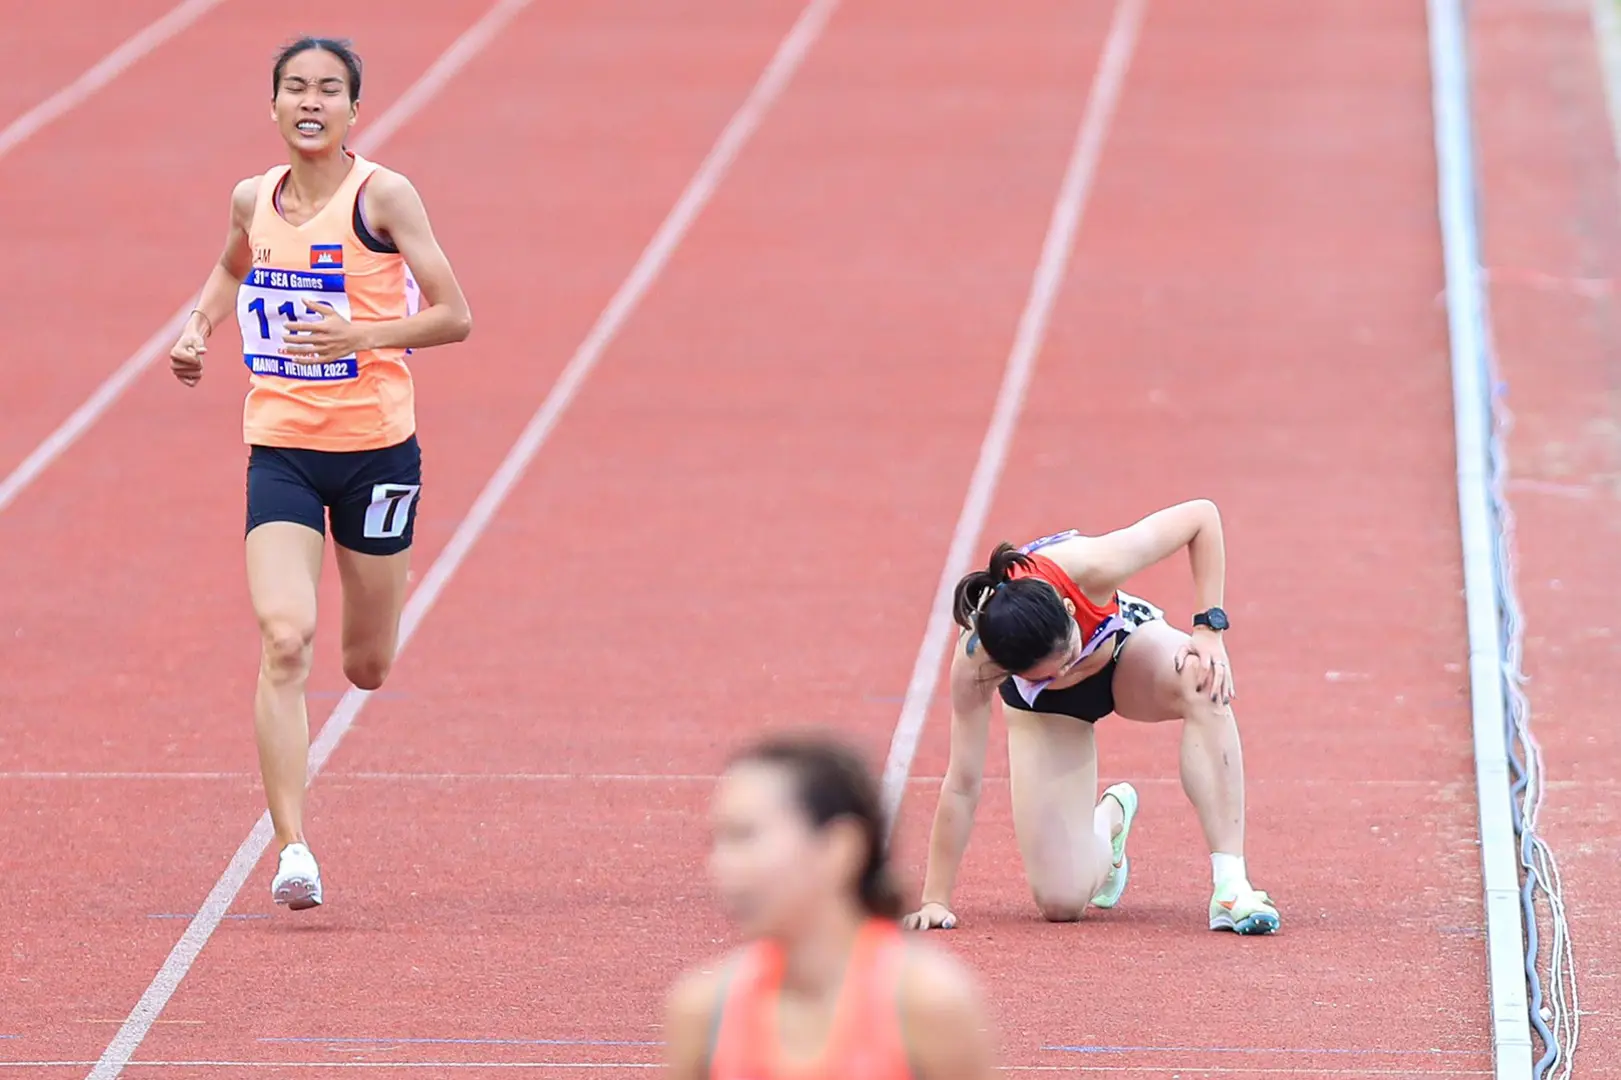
{"left": 1020, "top": 529, "right": 1093, "bottom": 580}
{"left": 897, "top": 939, "right": 996, "bottom": 1077}
{"left": 665, "top": 960, "right": 723, "bottom": 1025}
{"left": 899, "top": 934, "right": 981, "bottom": 1010}
{"left": 667, "top": 944, "right": 752, "bottom": 1022}
{"left": 229, "top": 174, "right": 265, "bottom": 228}
{"left": 663, "top": 948, "right": 747, "bottom": 1080}
{"left": 362, "top": 161, "right": 410, "bottom": 187}
{"left": 355, "top": 165, "right": 438, "bottom": 242}
{"left": 951, "top": 629, "right": 1002, "bottom": 702}
{"left": 359, "top": 165, "right": 423, "bottom": 213}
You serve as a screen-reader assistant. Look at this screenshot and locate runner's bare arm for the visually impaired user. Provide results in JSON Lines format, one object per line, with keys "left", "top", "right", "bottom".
{"left": 171, "top": 178, "right": 260, "bottom": 385}
{"left": 1046, "top": 498, "right": 1226, "bottom": 613}
{"left": 662, "top": 965, "right": 722, "bottom": 1080}
{"left": 186, "top": 177, "right": 259, "bottom": 341}
{"left": 899, "top": 944, "right": 998, "bottom": 1079}
{"left": 352, "top": 168, "right": 473, "bottom": 350}
{"left": 907, "top": 638, "right": 995, "bottom": 925}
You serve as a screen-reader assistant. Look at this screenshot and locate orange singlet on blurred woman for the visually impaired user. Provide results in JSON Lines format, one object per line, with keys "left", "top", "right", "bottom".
{"left": 663, "top": 733, "right": 997, "bottom": 1080}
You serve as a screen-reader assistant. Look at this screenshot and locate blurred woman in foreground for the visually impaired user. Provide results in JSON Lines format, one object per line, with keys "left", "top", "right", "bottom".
{"left": 663, "top": 733, "right": 996, "bottom": 1080}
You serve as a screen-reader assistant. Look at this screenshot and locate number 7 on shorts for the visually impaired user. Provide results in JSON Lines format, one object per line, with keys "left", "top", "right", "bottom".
{"left": 364, "top": 483, "right": 420, "bottom": 540}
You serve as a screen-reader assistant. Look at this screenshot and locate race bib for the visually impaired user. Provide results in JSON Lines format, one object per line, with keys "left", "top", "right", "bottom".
{"left": 238, "top": 267, "right": 358, "bottom": 381}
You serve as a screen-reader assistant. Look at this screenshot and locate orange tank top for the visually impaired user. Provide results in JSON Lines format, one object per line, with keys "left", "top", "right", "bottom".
{"left": 237, "top": 152, "right": 419, "bottom": 452}
{"left": 707, "top": 920, "right": 914, "bottom": 1080}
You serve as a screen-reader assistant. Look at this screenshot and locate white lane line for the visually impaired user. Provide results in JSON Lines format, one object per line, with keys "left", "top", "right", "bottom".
{"left": 0, "top": 0, "right": 231, "bottom": 163}
{"left": 877, "top": 0, "right": 1148, "bottom": 831}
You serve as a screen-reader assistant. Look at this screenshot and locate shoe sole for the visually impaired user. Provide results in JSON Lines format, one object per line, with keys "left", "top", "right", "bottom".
{"left": 274, "top": 877, "right": 323, "bottom": 911}
{"left": 1209, "top": 909, "right": 1279, "bottom": 935}
{"left": 1091, "top": 854, "right": 1130, "bottom": 909}
{"left": 1090, "top": 784, "right": 1138, "bottom": 909}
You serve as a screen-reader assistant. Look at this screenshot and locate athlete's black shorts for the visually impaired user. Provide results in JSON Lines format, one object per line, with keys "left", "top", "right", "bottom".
{"left": 997, "top": 594, "right": 1167, "bottom": 723}
{"left": 245, "top": 434, "right": 423, "bottom": 556}
{"left": 997, "top": 624, "right": 1146, "bottom": 723}
{"left": 999, "top": 657, "right": 1120, "bottom": 723}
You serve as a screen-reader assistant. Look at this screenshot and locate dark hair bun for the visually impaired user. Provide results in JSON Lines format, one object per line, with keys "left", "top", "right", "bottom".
{"left": 951, "top": 542, "right": 1033, "bottom": 630}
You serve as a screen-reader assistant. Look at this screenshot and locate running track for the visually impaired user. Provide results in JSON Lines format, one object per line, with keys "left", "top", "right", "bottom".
{"left": 0, "top": 1, "right": 1610, "bottom": 1076}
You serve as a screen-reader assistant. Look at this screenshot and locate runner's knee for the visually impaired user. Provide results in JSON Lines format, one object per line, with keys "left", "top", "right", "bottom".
{"left": 1169, "top": 660, "right": 1225, "bottom": 719}
{"left": 259, "top": 616, "right": 314, "bottom": 683}
{"left": 1033, "top": 889, "right": 1089, "bottom": 923}
{"left": 342, "top": 648, "right": 391, "bottom": 691}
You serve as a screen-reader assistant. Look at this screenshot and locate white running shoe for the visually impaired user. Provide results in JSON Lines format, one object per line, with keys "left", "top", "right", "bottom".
{"left": 1209, "top": 882, "right": 1279, "bottom": 935}
{"left": 271, "top": 842, "right": 323, "bottom": 910}
{"left": 1090, "top": 782, "right": 1138, "bottom": 909}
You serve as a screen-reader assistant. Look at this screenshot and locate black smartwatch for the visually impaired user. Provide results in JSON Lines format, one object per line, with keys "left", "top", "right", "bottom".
{"left": 1192, "top": 607, "right": 1229, "bottom": 632}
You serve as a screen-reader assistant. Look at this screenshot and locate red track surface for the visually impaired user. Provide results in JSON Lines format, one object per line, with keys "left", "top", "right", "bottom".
{"left": 2, "top": 0, "right": 1595, "bottom": 1076}
{"left": 0, "top": 0, "right": 182, "bottom": 124}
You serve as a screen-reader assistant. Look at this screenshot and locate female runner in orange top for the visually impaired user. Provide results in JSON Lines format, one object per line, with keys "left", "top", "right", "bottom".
{"left": 664, "top": 734, "right": 996, "bottom": 1080}
{"left": 167, "top": 37, "right": 472, "bottom": 911}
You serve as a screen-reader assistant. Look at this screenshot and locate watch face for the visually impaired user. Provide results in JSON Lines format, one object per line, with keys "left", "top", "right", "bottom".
{"left": 1209, "top": 608, "right": 1229, "bottom": 630}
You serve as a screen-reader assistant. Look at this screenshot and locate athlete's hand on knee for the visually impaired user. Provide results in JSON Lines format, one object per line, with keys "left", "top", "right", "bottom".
{"left": 902, "top": 901, "right": 958, "bottom": 931}
{"left": 169, "top": 330, "right": 206, "bottom": 387}
{"left": 281, "top": 300, "right": 367, "bottom": 363}
{"left": 1176, "top": 631, "right": 1236, "bottom": 706}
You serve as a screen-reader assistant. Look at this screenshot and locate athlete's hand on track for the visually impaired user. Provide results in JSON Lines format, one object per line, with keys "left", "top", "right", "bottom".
{"left": 902, "top": 902, "right": 958, "bottom": 931}
{"left": 281, "top": 300, "right": 368, "bottom": 363}
{"left": 169, "top": 329, "right": 206, "bottom": 387}
{"left": 1176, "top": 628, "right": 1235, "bottom": 706}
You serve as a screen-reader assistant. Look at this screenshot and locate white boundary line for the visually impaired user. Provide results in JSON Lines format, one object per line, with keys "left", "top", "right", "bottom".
{"left": 81, "top": 2, "right": 839, "bottom": 1076}
{"left": 878, "top": 0, "right": 1147, "bottom": 831}
{"left": 0, "top": 0, "right": 231, "bottom": 163}
{"left": 0, "top": 0, "right": 531, "bottom": 517}
{"left": 1590, "top": 0, "right": 1621, "bottom": 168}
{"left": 1424, "top": 1, "right": 1535, "bottom": 1078}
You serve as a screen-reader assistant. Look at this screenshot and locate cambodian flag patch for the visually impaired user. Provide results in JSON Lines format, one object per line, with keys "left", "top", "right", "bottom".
{"left": 310, "top": 244, "right": 344, "bottom": 269}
